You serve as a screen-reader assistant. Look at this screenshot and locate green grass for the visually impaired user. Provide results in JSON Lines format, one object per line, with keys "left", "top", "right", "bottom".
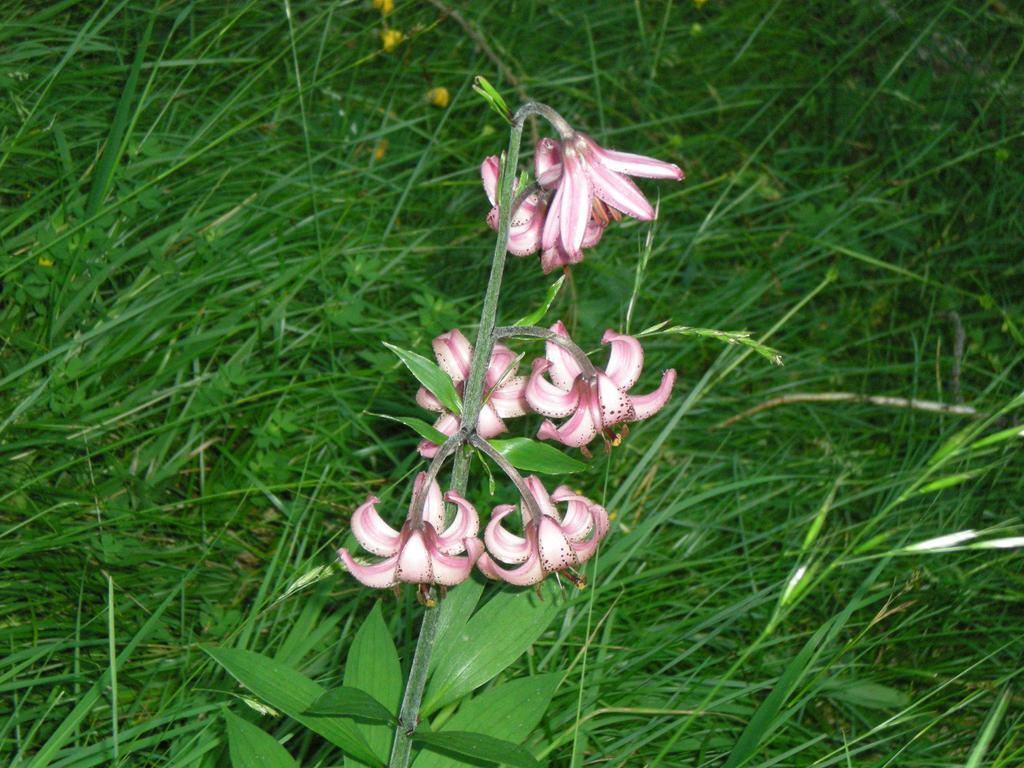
{"left": 2, "top": 0, "right": 1022, "bottom": 766}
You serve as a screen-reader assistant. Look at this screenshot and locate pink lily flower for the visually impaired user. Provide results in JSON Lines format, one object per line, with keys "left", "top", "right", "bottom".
{"left": 481, "top": 155, "right": 546, "bottom": 256}
{"left": 526, "top": 321, "right": 676, "bottom": 451}
{"left": 476, "top": 475, "right": 609, "bottom": 586}
{"left": 417, "top": 329, "right": 529, "bottom": 458}
{"left": 482, "top": 145, "right": 608, "bottom": 272}
{"left": 338, "top": 472, "right": 483, "bottom": 590}
{"left": 537, "top": 133, "right": 683, "bottom": 264}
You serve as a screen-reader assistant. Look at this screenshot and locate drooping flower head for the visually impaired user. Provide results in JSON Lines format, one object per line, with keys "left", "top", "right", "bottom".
{"left": 338, "top": 472, "right": 483, "bottom": 598}
{"left": 476, "top": 475, "right": 609, "bottom": 587}
{"left": 482, "top": 145, "right": 608, "bottom": 272}
{"left": 526, "top": 321, "right": 676, "bottom": 452}
{"left": 416, "top": 329, "right": 529, "bottom": 457}
{"left": 482, "top": 122, "right": 683, "bottom": 272}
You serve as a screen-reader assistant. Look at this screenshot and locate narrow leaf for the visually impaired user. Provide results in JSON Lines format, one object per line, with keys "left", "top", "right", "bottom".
{"left": 429, "top": 579, "right": 484, "bottom": 675}
{"left": 412, "top": 731, "right": 540, "bottom": 768}
{"left": 487, "top": 437, "right": 587, "bottom": 475}
{"left": 412, "top": 675, "right": 560, "bottom": 768}
{"left": 224, "top": 710, "right": 299, "bottom": 768}
{"left": 384, "top": 342, "right": 461, "bottom": 415}
{"left": 306, "top": 687, "right": 395, "bottom": 723}
{"left": 343, "top": 602, "right": 402, "bottom": 767}
{"left": 423, "top": 583, "right": 560, "bottom": 714}
{"left": 965, "top": 687, "right": 1012, "bottom": 768}
{"left": 472, "top": 75, "right": 512, "bottom": 122}
{"left": 371, "top": 412, "right": 447, "bottom": 445}
{"left": 514, "top": 274, "right": 565, "bottom": 327}
{"left": 204, "top": 646, "right": 381, "bottom": 766}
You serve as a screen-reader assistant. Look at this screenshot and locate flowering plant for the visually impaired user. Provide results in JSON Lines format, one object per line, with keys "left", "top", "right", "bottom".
{"left": 291, "top": 80, "right": 775, "bottom": 768}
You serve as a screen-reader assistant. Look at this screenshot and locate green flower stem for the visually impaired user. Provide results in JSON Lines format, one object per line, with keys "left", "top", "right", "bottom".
{"left": 467, "top": 434, "right": 544, "bottom": 523}
{"left": 492, "top": 324, "right": 598, "bottom": 378}
{"left": 387, "top": 108, "right": 529, "bottom": 768}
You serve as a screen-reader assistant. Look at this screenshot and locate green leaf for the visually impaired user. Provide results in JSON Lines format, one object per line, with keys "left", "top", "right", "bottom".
{"left": 306, "top": 687, "right": 396, "bottom": 723}
{"left": 343, "top": 603, "right": 402, "bottom": 767}
{"left": 915, "top": 472, "right": 978, "bottom": 495}
{"left": 370, "top": 412, "right": 447, "bottom": 445}
{"left": 204, "top": 646, "right": 382, "bottom": 766}
{"left": 423, "top": 583, "right": 560, "bottom": 714}
{"left": 224, "top": 710, "right": 299, "bottom": 768}
{"left": 472, "top": 76, "right": 512, "bottom": 122}
{"left": 639, "top": 324, "right": 783, "bottom": 366}
{"left": 429, "top": 579, "right": 484, "bottom": 674}
{"left": 820, "top": 679, "right": 909, "bottom": 710}
{"left": 486, "top": 437, "right": 587, "bottom": 475}
{"left": 514, "top": 274, "right": 565, "bottom": 327}
{"left": 412, "top": 731, "right": 540, "bottom": 768}
{"left": 412, "top": 675, "right": 560, "bottom": 768}
{"left": 384, "top": 342, "right": 461, "bottom": 415}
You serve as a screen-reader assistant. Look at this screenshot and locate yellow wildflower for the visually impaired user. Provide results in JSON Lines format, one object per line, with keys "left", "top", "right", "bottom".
{"left": 372, "top": 0, "right": 394, "bottom": 16}
{"left": 693, "top": 0, "right": 708, "bottom": 8}
{"left": 372, "top": 139, "right": 388, "bottom": 161}
{"left": 426, "top": 86, "right": 449, "bottom": 109}
{"left": 38, "top": 256, "right": 54, "bottom": 268}
{"left": 381, "top": 28, "right": 403, "bottom": 53}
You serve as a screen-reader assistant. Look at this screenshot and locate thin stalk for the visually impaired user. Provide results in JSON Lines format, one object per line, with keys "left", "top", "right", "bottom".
{"left": 468, "top": 434, "right": 544, "bottom": 522}
{"left": 493, "top": 324, "right": 598, "bottom": 378}
{"left": 388, "top": 107, "right": 529, "bottom": 768}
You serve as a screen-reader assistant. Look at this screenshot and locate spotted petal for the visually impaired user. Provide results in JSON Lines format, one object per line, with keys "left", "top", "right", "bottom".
{"left": 437, "top": 491, "right": 480, "bottom": 555}
{"left": 350, "top": 496, "right": 401, "bottom": 557}
{"left": 413, "top": 472, "right": 446, "bottom": 532}
{"left": 432, "top": 329, "right": 472, "bottom": 383}
{"left": 601, "top": 330, "right": 645, "bottom": 390}
{"left": 630, "top": 369, "right": 677, "bottom": 420}
{"left": 483, "top": 504, "right": 531, "bottom": 564}
{"left": 339, "top": 549, "right": 398, "bottom": 589}
{"left": 526, "top": 359, "right": 579, "bottom": 418}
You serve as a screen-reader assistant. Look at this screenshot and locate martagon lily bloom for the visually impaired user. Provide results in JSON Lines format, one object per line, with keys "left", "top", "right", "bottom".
{"left": 536, "top": 132, "right": 684, "bottom": 270}
{"left": 482, "top": 147, "right": 605, "bottom": 272}
{"left": 416, "top": 329, "right": 529, "bottom": 458}
{"left": 338, "top": 472, "right": 483, "bottom": 592}
{"left": 526, "top": 321, "right": 676, "bottom": 451}
{"left": 477, "top": 475, "right": 609, "bottom": 586}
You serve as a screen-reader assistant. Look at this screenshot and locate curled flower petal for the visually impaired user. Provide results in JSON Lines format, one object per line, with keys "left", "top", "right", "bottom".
{"left": 339, "top": 549, "right": 400, "bottom": 589}
{"left": 477, "top": 549, "right": 545, "bottom": 586}
{"left": 630, "top": 368, "right": 677, "bottom": 420}
{"left": 418, "top": 412, "right": 460, "bottom": 459}
{"left": 414, "top": 472, "right": 446, "bottom": 532}
{"left": 526, "top": 359, "right": 580, "bottom": 418}
{"left": 546, "top": 321, "right": 583, "bottom": 389}
{"left": 481, "top": 155, "right": 500, "bottom": 206}
{"left": 477, "top": 403, "right": 508, "bottom": 440}
{"left": 350, "top": 496, "right": 401, "bottom": 557}
{"left": 534, "top": 138, "right": 562, "bottom": 187}
{"left": 601, "top": 330, "right": 644, "bottom": 390}
{"left": 490, "top": 375, "right": 529, "bottom": 418}
{"left": 477, "top": 477, "right": 610, "bottom": 586}
{"left": 340, "top": 479, "right": 483, "bottom": 591}
{"left": 415, "top": 386, "right": 444, "bottom": 413}
{"left": 432, "top": 538, "right": 484, "bottom": 586}
{"left": 437, "top": 491, "right": 480, "bottom": 554}
{"left": 483, "top": 504, "right": 532, "bottom": 563}
{"left": 433, "top": 329, "right": 472, "bottom": 383}
{"left": 536, "top": 381, "right": 600, "bottom": 448}
{"left": 531, "top": 326, "right": 676, "bottom": 451}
